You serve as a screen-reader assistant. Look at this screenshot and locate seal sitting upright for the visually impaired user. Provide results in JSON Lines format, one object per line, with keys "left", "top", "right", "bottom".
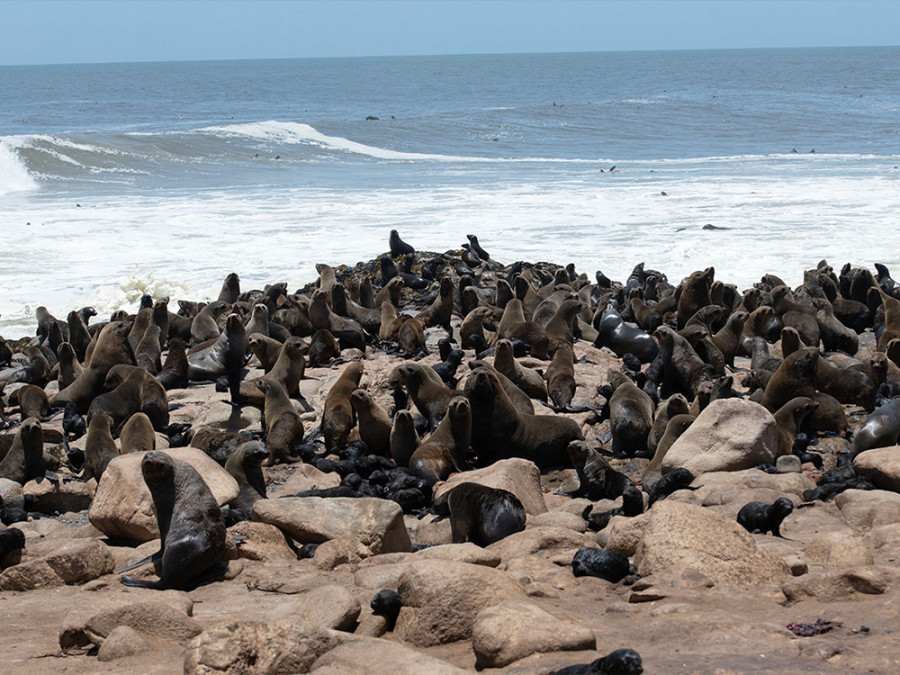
{"left": 120, "top": 451, "right": 227, "bottom": 590}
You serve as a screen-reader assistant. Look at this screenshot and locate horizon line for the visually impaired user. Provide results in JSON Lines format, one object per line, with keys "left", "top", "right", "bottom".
{"left": 2, "top": 43, "right": 898, "bottom": 69}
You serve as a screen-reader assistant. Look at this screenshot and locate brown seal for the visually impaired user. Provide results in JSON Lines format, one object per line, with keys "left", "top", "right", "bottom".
{"left": 493, "top": 338, "right": 547, "bottom": 401}
{"left": 10, "top": 384, "right": 50, "bottom": 421}
{"left": 238, "top": 336, "right": 308, "bottom": 408}
{"left": 606, "top": 370, "right": 655, "bottom": 458}
{"left": 773, "top": 397, "right": 819, "bottom": 457}
{"left": 244, "top": 303, "right": 270, "bottom": 339}
{"left": 375, "top": 277, "right": 404, "bottom": 309}
{"left": 121, "top": 450, "right": 228, "bottom": 590}
{"left": 771, "top": 285, "right": 820, "bottom": 347}
{"left": 104, "top": 365, "right": 169, "bottom": 431}
{"left": 128, "top": 307, "right": 153, "bottom": 355}
{"left": 82, "top": 413, "right": 120, "bottom": 480}
{"left": 54, "top": 321, "right": 133, "bottom": 413}
{"left": 876, "top": 289, "right": 900, "bottom": 349}
{"left": 0, "top": 418, "right": 43, "bottom": 485}
{"left": 389, "top": 409, "right": 419, "bottom": 467}
{"left": 678, "top": 324, "right": 726, "bottom": 377}
{"left": 760, "top": 347, "right": 819, "bottom": 412}
{"left": 66, "top": 310, "right": 93, "bottom": 362}
{"left": 544, "top": 298, "right": 584, "bottom": 355}
{"left": 309, "top": 290, "right": 366, "bottom": 350}
{"left": 419, "top": 276, "right": 454, "bottom": 331}
{"left": 811, "top": 297, "right": 858, "bottom": 354}
{"left": 248, "top": 333, "right": 283, "bottom": 372}
{"left": 712, "top": 310, "right": 748, "bottom": 367}
{"left": 349, "top": 388, "right": 392, "bottom": 456}
{"left": 187, "top": 313, "right": 247, "bottom": 403}
{"left": 397, "top": 316, "right": 427, "bottom": 356}
{"left": 467, "top": 360, "right": 534, "bottom": 415}
{"left": 459, "top": 306, "right": 494, "bottom": 350}
{"left": 676, "top": 267, "right": 714, "bottom": 328}
{"left": 398, "top": 363, "right": 455, "bottom": 429}
{"left": 815, "top": 356, "right": 876, "bottom": 410}
{"left": 743, "top": 305, "right": 782, "bottom": 343}
{"left": 156, "top": 337, "right": 189, "bottom": 391}
{"left": 378, "top": 301, "right": 403, "bottom": 341}
{"left": 642, "top": 413, "right": 696, "bottom": 490}
{"left": 224, "top": 440, "right": 268, "bottom": 512}
{"left": 257, "top": 379, "right": 304, "bottom": 464}
{"left": 647, "top": 393, "right": 690, "bottom": 453}
{"left": 218, "top": 272, "right": 241, "bottom": 303}
{"left": 190, "top": 300, "right": 229, "bottom": 344}
{"left": 464, "top": 368, "right": 582, "bottom": 469}
{"left": 332, "top": 283, "right": 381, "bottom": 334}
{"left": 566, "top": 440, "right": 632, "bottom": 501}
{"left": 409, "top": 396, "right": 471, "bottom": 482}
{"left": 853, "top": 397, "right": 900, "bottom": 455}
{"left": 654, "top": 326, "right": 711, "bottom": 400}
{"left": 322, "top": 362, "right": 364, "bottom": 451}
{"left": 56, "top": 342, "right": 84, "bottom": 391}
{"left": 87, "top": 367, "right": 145, "bottom": 429}
{"left": 119, "top": 411, "right": 157, "bottom": 453}
{"left": 545, "top": 342, "right": 577, "bottom": 409}
{"left": 498, "top": 299, "right": 550, "bottom": 359}
{"left": 308, "top": 328, "right": 339, "bottom": 367}
{"left": 135, "top": 321, "right": 163, "bottom": 374}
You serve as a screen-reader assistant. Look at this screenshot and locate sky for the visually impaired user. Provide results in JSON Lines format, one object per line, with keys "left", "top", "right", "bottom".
{"left": 1, "top": 0, "right": 899, "bottom": 66}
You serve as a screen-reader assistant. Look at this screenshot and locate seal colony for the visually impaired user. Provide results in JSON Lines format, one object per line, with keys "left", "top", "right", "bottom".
{"left": 1, "top": 233, "right": 900, "bottom": 672}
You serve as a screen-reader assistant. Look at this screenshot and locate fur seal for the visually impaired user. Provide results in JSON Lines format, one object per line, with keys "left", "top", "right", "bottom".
{"left": 188, "top": 314, "right": 246, "bottom": 402}
{"left": 498, "top": 299, "right": 550, "bottom": 359}
{"left": 82, "top": 413, "right": 119, "bottom": 480}
{"left": 654, "top": 326, "right": 711, "bottom": 400}
{"left": 66, "top": 310, "right": 93, "bottom": 362}
{"left": 11, "top": 384, "right": 50, "bottom": 421}
{"left": 389, "top": 409, "right": 419, "bottom": 468}
{"left": 773, "top": 397, "right": 818, "bottom": 458}
{"left": 389, "top": 229, "right": 415, "bottom": 257}
{"left": 248, "top": 333, "right": 283, "bottom": 372}
{"left": 218, "top": 272, "right": 241, "bottom": 304}
{"left": 467, "top": 360, "right": 535, "bottom": 414}
{"left": 552, "top": 649, "right": 644, "bottom": 675}
{"left": 238, "top": 336, "right": 307, "bottom": 407}
{"left": 53, "top": 321, "right": 133, "bottom": 413}
{"left": 323, "top": 362, "right": 364, "bottom": 451}
{"left": 350, "top": 389, "right": 392, "bottom": 456}
{"left": 224, "top": 440, "right": 268, "bottom": 515}
{"left": 190, "top": 300, "right": 229, "bottom": 344}
{"left": 464, "top": 368, "right": 582, "bottom": 469}
{"left": 308, "top": 328, "right": 339, "bottom": 367}
{"left": 606, "top": 370, "right": 654, "bottom": 458}
{"left": 566, "top": 440, "right": 632, "bottom": 501}
{"left": 121, "top": 451, "right": 227, "bottom": 590}
{"left": 399, "top": 363, "right": 454, "bottom": 430}
{"left": 309, "top": 290, "right": 367, "bottom": 350}
{"left": 711, "top": 309, "right": 748, "bottom": 367}
{"left": 0, "top": 418, "right": 43, "bottom": 485}
{"left": 760, "top": 347, "right": 818, "bottom": 412}
{"left": 647, "top": 394, "right": 690, "bottom": 453}
{"left": 545, "top": 343, "right": 577, "bottom": 409}
{"left": 676, "top": 267, "right": 714, "bottom": 328}
{"left": 737, "top": 497, "right": 794, "bottom": 537}
{"left": 593, "top": 303, "right": 659, "bottom": 363}
{"left": 571, "top": 547, "right": 633, "bottom": 583}
{"left": 647, "top": 467, "right": 698, "bottom": 505}
{"left": 466, "top": 234, "right": 490, "bottom": 260}
{"left": 409, "top": 396, "right": 471, "bottom": 482}
{"left": 494, "top": 338, "right": 546, "bottom": 401}
{"left": 375, "top": 277, "right": 404, "bottom": 309}
{"left": 119, "top": 411, "right": 157, "bottom": 453}
{"left": 582, "top": 485, "right": 644, "bottom": 532}
{"left": 156, "top": 337, "right": 189, "bottom": 390}
{"left": 56, "top": 342, "right": 83, "bottom": 391}
{"left": 397, "top": 316, "right": 427, "bottom": 356}
{"left": 445, "top": 482, "right": 526, "bottom": 546}
{"left": 257, "top": 379, "right": 304, "bottom": 464}
{"left": 853, "top": 397, "right": 900, "bottom": 455}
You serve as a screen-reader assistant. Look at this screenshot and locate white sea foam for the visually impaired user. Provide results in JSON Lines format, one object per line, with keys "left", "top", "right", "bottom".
{"left": 0, "top": 141, "right": 37, "bottom": 194}
{"left": 1, "top": 165, "right": 897, "bottom": 337}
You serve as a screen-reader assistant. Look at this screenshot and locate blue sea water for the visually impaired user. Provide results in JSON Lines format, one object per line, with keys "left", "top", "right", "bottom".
{"left": 1, "top": 48, "right": 899, "bottom": 335}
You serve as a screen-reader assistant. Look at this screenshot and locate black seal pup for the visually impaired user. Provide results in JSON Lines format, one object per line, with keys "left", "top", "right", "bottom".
{"left": 443, "top": 482, "right": 526, "bottom": 547}
{"left": 571, "top": 547, "right": 633, "bottom": 583}
{"left": 737, "top": 497, "right": 794, "bottom": 537}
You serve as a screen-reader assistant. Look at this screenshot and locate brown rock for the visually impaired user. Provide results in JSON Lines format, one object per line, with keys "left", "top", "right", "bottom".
{"left": 529, "top": 510, "right": 587, "bottom": 532}
{"left": 854, "top": 447, "right": 900, "bottom": 492}
{"left": 434, "top": 458, "right": 548, "bottom": 515}
{"left": 603, "top": 513, "right": 651, "bottom": 557}
{"left": 782, "top": 567, "right": 892, "bottom": 603}
{"left": 414, "top": 542, "right": 502, "bottom": 567}
{"left": 96, "top": 626, "right": 152, "bottom": 662}
{"left": 85, "top": 601, "right": 202, "bottom": 645}
{"left": 394, "top": 559, "right": 524, "bottom": 646}
{"left": 661, "top": 398, "right": 778, "bottom": 475}
{"left": 184, "top": 622, "right": 348, "bottom": 674}
{"left": 835, "top": 489, "right": 900, "bottom": 531}
{"left": 311, "top": 637, "right": 467, "bottom": 674}
{"left": 415, "top": 513, "right": 453, "bottom": 546}
{"left": 252, "top": 497, "right": 412, "bottom": 555}
{"left": 803, "top": 532, "right": 874, "bottom": 568}
{"left": 472, "top": 600, "right": 596, "bottom": 668}
{"left": 634, "top": 501, "right": 790, "bottom": 587}
{"left": 228, "top": 521, "right": 297, "bottom": 561}
{"left": 487, "top": 527, "right": 598, "bottom": 561}
{"left": 24, "top": 476, "right": 95, "bottom": 513}
{"left": 268, "top": 463, "right": 342, "bottom": 498}
{"left": 88, "top": 447, "right": 239, "bottom": 542}
{"left": 0, "top": 539, "right": 114, "bottom": 591}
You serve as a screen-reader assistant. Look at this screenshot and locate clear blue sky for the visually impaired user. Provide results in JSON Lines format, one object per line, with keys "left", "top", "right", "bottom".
{"left": 2, "top": 0, "right": 899, "bottom": 66}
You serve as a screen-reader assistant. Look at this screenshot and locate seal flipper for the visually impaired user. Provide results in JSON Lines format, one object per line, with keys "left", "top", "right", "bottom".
{"left": 116, "top": 549, "right": 162, "bottom": 574}
{"left": 120, "top": 575, "right": 164, "bottom": 589}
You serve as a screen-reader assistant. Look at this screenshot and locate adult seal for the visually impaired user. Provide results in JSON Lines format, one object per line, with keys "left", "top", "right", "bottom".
{"left": 121, "top": 451, "right": 228, "bottom": 590}
{"left": 593, "top": 303, "right": 659, "bottom": 363}
{"left": 441, "top": 482, "right": 526, "bottom": 546}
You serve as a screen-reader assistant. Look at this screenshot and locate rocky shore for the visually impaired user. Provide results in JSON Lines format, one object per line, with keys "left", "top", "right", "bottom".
{"left": 1, "top": 237, "right": 899, "bottom": 674}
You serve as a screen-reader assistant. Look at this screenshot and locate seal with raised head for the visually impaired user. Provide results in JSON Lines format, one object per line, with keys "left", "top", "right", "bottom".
{"left": 409, "top": 396, "right": 471, "bottom": 483}
{"left": 119, "top": 411, "right": 157, "bottom": 453}
{"left": 0, "top": 418, "right": 44, "bottom": 485}
{"left": 605, "top": 370, "right": 654, "bottom": 458}
{"left": 224, "top": 440, "right": 268, "bottom": 516}
{"left": 121, "top": 450, "right": 227, "bottom": 590}
{"left": 256, "top": 379, "right": 304, "bottom": 464}
{"left": 737, "top": 497, "right": 794, "bottom": 537}
{"left": 81, "top": 413, "right": 119, "bottom": 480}
{"left": 389, "top": 229, "right": 415, "bottom": 257}
{"left": 493, "top": 338, "right": 546, "bottom": 401}
{"left": 760, "top": 347, "right": 819, "bottom": 412}
{"left": 349, "top": 388, "right": 392, "bottom": 456}
{"left": 322, "top": 362, "right": 364, "bottom": 451}
{"left": 399, "top": 362, "right": 455, "bottom": 430}
{"left": 464, "top": 368, "right": 582, "bottom": 469}
{"left": 389, "top": 409, "right": 419, "bottom": 467}
{"left": 156, "top": 337, "right": 189, "bottom": 390}
{"left": 566, "top": 440, "right": 631, "bottom": 501}
{"left": 190, "top": 300, "right": 229, "bottom": 344}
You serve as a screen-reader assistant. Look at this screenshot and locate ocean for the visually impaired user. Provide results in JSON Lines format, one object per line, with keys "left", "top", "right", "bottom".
{"left": 1, "top": 48, "right": 899, "bottom": 337}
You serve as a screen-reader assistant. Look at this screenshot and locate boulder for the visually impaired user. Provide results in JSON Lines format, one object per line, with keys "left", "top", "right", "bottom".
{"left": 252, "top": 497, "right": 411, "bottom": 555}
{"left": 184, "top": 622, "right": 348, "bottom": 674}
{"left": 0, "top": 539, "right": 114, "bottom": 591}
{"left": 0, "top": 478, "right": 24, "bottom": 509}
{"left": 228, "top": 521, "right": 297, "bottom": 562}
{"left": 394, "top": 559, "right": 524, "bottom": 646}
{"left": 472, "top": 600, "right": 596, "bottom": 668}
{"left": 414, "top": 542, "right": 501, "bottom": 567}
{"left": 24, "top": 477, "right": 95, "bottom": 513}
{"left": 268, "top": 464, "right": 342, "bottom": 498}
{"left": 311, "top": 637, "right": 467, "bottom": 674}
{"left": 854, "top": 447, "right": 900, "bottom": 492}
{"left": 634, "top": 501, "right": 790, "bottom": 587}
{"left": 487, "top": 527, "right": 597, "bottom": 561}
{"left": 434, "top": 458, "right": 548, "bottom": 515}
{"left": 529, "top": 511, "right": 587, "bottom": 532}
{"left": 85, "top": 602, "right": 202, "bottom": 645}
{"left": 96, "top": 626, "right": 152, "bottom": 662}
{"left": 803, "top": 533, "right": 874, "bottom": 568}
{"left": 88, "top": 447, "right": 239, "bottom": 542}
{"left": 782, "top": 567, "right": 892, "bottom": 603}
{"left": 661, "top": 399, "right": 778, "bottom": 475}
{"left": 835, "top": 489, "right": 900, "bottom": 531}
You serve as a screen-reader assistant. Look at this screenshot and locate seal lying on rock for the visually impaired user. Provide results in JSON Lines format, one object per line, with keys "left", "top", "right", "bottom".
{"left": 120, "top": 451, "right": 227, "bottom": 590}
